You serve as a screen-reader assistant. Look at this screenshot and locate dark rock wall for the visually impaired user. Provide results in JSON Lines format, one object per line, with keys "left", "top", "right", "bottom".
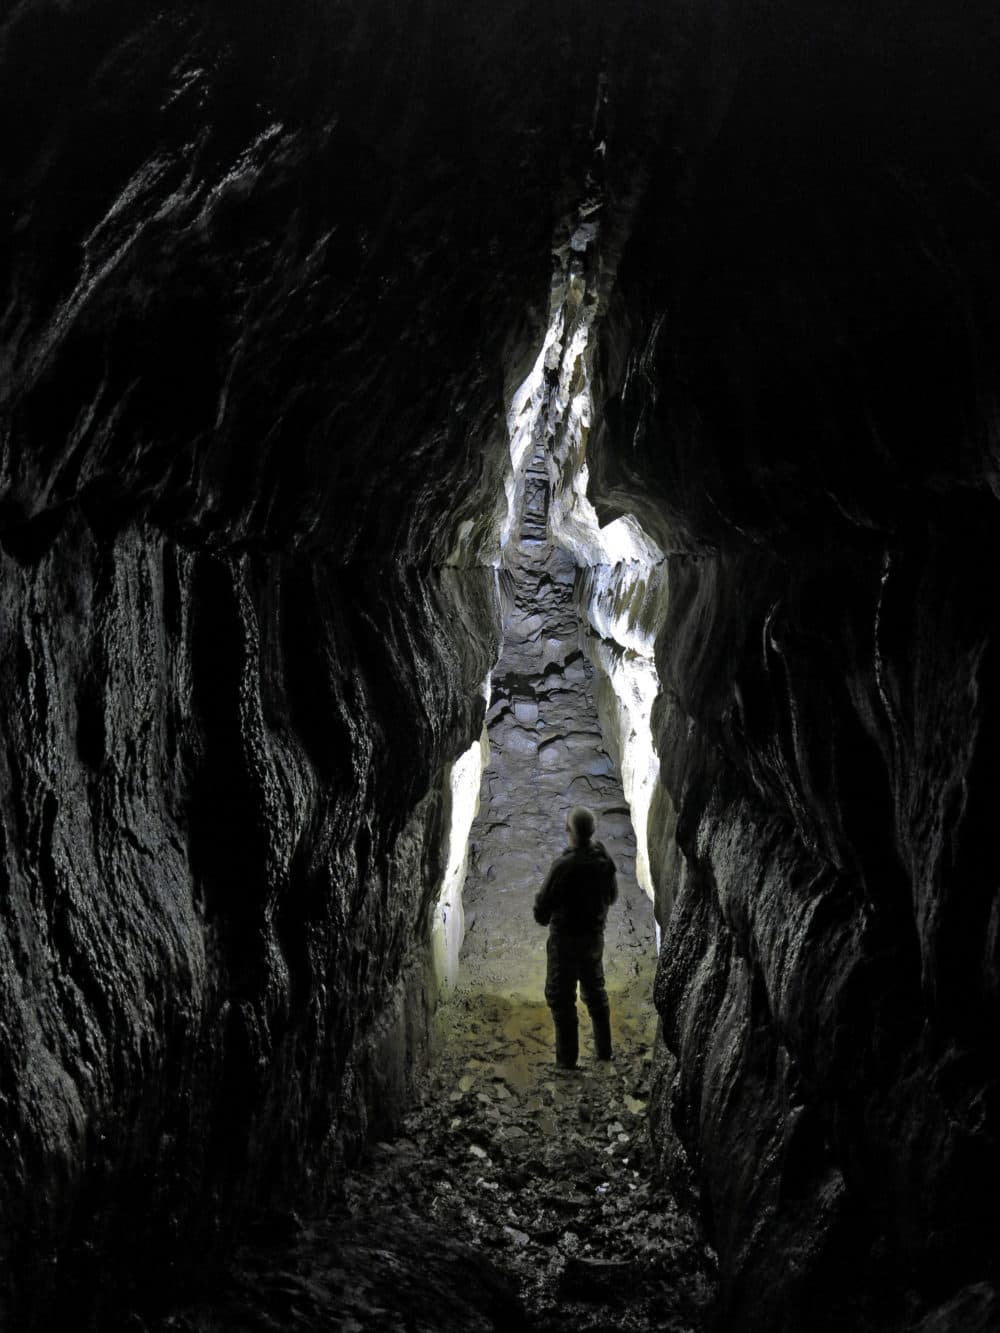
{"left": 586, "top": 4, "right": 1000, "bottom": 1329}
{"left": 1, "top": 0, "right": 614, "bottom": 563}
{"left": 0, "top": 515, "right": 500, "bottom": 1324}
{"left": 0, "top": 1, "right": 655, "bottom": 1324}
{"left": 6, "top": 0, "right": 1000, "bottom": 1328}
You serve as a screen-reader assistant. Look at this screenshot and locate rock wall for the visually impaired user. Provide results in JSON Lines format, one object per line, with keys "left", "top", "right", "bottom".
{"left": 0, "top": 1, "right": 651, "bottom": 1324}
{"left": 585, "top": 3, "right": 1000, "bottom": 1329}
{"left": 6, "top": 0, "right": 999, "bottom": 1327}
{"left": 0, "top": 521, "right": 500, "bottom": 1325}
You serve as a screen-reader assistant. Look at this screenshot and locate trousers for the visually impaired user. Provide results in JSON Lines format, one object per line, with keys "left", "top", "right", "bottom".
{"left": 544, "top": 932, "right": 612, "bottom": 1067}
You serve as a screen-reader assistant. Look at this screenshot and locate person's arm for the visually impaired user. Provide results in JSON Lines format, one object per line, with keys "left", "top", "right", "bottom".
{"left": 600, "top": 844, "right": 618, "bottom": 908}
{"left": 534, "top": 860, "right": 560, "bottom": 925}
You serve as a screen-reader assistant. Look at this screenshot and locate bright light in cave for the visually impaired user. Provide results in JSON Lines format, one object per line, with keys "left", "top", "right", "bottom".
{"left": 498, "top": 307, "right": 564, "bottom": 554}
{"left": 544, "top": 283, "right": 665, "bottom": 914}
{"left": 432, "top": 720, "right": 490, "bottom": 988}
{"left": 439, "top": 232, "right": 668, "bottom": 985}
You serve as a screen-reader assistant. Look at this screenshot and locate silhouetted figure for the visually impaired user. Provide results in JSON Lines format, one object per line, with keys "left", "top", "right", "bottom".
{"left": 533, "top": 805, "right": 617, "bottom": 1069}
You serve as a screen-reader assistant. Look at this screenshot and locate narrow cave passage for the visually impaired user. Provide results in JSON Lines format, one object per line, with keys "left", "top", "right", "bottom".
{"left": 5, "top": 8, "right": 1000, "bottom": 1331}
{"left": 457, "top": 440, "right": 655, "bottom": 1038}
{"left": 324, "top": 242, "right": 717, "bottom": 1329}
{"left": 325, "top": 446, "right": 715, "bottom": 1330}
{"left": 406, "top": 446, "right": 714, "bottom": 1328}
{"left": 149, "top": 447, "right": 714, "bottom": 1333}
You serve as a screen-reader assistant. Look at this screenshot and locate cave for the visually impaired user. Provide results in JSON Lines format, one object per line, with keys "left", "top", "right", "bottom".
{"left": 2, "top": 3, "right": 999, "bottom": 1331}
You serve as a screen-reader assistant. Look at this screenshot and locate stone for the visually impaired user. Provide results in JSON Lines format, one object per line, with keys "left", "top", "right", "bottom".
{"left": 2, "top": 2, "right": 997, "bottom": 1328}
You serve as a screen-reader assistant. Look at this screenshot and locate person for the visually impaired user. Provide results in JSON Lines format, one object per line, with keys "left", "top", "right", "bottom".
{"left": 533, "top": 805, "right": 617, "bottom": 1069}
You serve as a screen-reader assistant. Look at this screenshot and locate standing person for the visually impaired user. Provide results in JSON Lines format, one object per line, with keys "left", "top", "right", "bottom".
{"left": 533, "top": 805, "right": 617, "bottom": 1069}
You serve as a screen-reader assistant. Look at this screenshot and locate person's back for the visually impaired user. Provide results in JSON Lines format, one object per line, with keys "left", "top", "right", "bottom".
{"left": 534, "top": 839, "right": 616, "bottom": 937}
{"left": 533, "top": 806, "right": 618, "bottom": 1068}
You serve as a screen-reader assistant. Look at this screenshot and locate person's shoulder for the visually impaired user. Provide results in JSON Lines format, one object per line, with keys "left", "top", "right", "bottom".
{"left": 591, "top": 840, "right": 616, "bottom": 865}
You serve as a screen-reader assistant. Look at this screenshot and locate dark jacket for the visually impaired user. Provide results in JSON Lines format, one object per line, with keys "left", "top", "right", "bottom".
{"left": 534, "top": 840, "right": 618, "bottom": 937}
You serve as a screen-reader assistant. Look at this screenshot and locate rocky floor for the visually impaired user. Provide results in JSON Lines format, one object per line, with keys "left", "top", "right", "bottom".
{"left": 153, "top": 942, "right": 714, "bottom": 1333}
{"left": 364, "top": 960, "right": 716, "bottom": 1331}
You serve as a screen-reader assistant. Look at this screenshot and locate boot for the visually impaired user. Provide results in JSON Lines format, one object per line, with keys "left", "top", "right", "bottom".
{"left": 591, "top": 1008, "right": 612, "bottom": 1061}
{"left": 552, "top": 1007, "right": 578, "bottom": 1068}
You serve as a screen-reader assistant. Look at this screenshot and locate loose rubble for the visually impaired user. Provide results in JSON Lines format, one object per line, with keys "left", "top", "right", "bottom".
{"left": 342, "top": 977, "right": 717, "bottom": 1331}
{"left": 151, "top": 906, "right": 714, "bottom": 1333}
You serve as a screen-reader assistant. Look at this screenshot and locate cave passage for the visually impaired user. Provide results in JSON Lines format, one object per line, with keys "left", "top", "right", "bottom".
{"left": 6, "top": 7, "right": 1000, "bottom": 1330}
{"left": 327, "top": 428, "right": 714, "bottom": 1330}
{"left": 325, "top": 279, "right": 712, "bottom": 1328}
{"left": 352, "top": 236, "right": 718, "bottom": 1327}
{"left": 149, "top": 359, "right": 715, "bottom": 1333}
{"left": 457, "top": 448, "right": 655, "bottom": 1021}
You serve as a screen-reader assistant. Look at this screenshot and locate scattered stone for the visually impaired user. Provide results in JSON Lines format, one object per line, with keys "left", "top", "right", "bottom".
{"left": 503, "top": 1225, "right": 531, "bottom": 1247}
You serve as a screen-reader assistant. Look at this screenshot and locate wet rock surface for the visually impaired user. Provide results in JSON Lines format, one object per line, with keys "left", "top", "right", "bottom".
{"left": 0, "top": 534, "right": 502, "bottom": 1327}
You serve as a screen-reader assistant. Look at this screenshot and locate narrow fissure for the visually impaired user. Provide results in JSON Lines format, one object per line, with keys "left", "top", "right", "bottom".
{"left": 320, "top": 430, "right": 712, "bottom": 1331}
{"left": 329, "top": 235, "right": 712, "bottom": 1329}
{"left": 396, "top": 454, "right": 712, "bottom": 1328}
{"left": 149, "top": 229, "right": 714, "bottom": 1332}
{"left": 337, "top": 182, "right": 713, "bottom": 1328}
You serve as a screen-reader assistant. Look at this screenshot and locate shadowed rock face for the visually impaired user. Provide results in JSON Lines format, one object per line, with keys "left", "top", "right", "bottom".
{"left": 586, "top": 3, "right": 1000, "bottom": 1329}
{"left": 0, "top": 521, "right": 500, "bottom": 1323}
{"left": 2, "top": 1, "right": 1000, "bottom": 1330}
{"left": 0, "top": 2, "right": 634, "bottom": 1324}
{"left": 1, "top": 1, "right": 614, "bottom": 563}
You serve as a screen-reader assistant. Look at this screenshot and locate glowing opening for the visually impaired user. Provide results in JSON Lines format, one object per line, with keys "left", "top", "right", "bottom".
{"left": 432, "top": 719, "right": 491, "bottom": 988}
{"left": 498, "top": 306, "right": 565, "bottom": 555}
{"left": 541, "top": 253, "right": 665, "bottom": 918}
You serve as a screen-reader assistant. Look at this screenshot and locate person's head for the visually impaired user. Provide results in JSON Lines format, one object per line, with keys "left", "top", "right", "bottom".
{"left": 567, "top": 805, "right": 596, "bottom": 847}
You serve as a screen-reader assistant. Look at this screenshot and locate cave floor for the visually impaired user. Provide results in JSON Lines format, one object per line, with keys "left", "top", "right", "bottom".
{"left": 366, "top": 930, "right": 718, "bottom": 1332}
{"left": 153, "top": 952, "right": 713, "bottom": 1333}
{"left": 151, "top": 920, "right": 714, "bottom": 1333}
